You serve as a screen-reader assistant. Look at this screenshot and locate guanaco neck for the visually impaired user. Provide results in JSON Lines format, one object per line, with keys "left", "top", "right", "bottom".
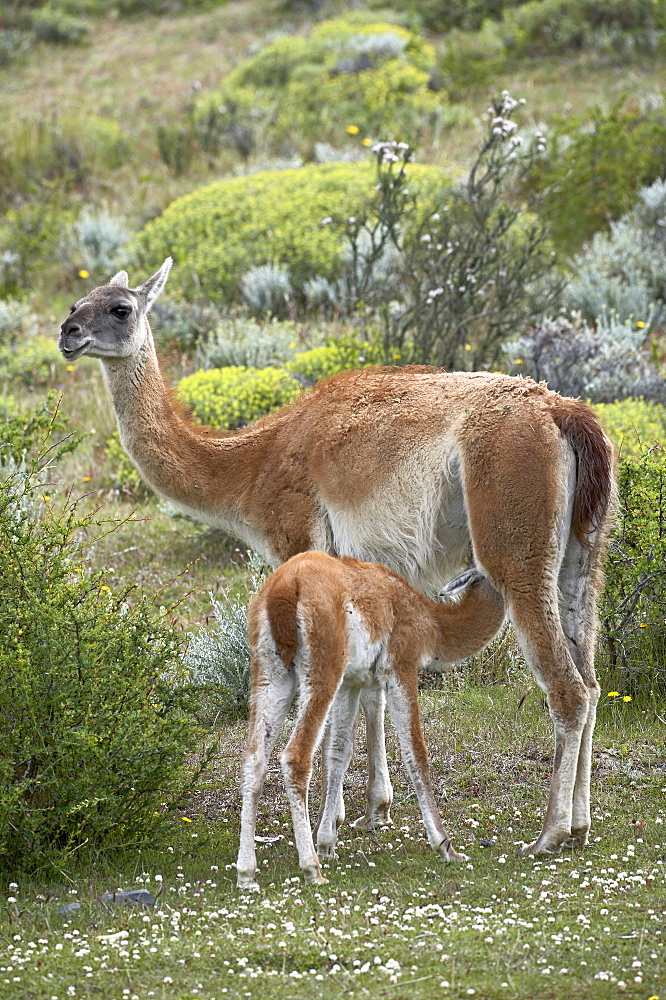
{"left": 99, "top": 325, "right": 279, "bottom": 553}
{"left": 430, "top": 585, "right": 504, "bottom": 663}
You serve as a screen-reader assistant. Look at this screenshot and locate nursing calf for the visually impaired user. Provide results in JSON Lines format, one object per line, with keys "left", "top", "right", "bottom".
{"left": 236, "top": 552, "right": 505, "bottom": 888}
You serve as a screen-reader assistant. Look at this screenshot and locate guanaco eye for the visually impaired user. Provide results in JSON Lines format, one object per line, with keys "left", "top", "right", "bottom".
{"left": 111, "top": 305, "right": 131, "bottom": 319}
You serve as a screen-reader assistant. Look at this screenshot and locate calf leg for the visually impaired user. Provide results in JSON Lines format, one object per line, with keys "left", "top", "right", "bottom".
{"left": 281, "top": 686, "right": 339, "bottom": 884}
{"left": 351, "top": 687, "right": 394, "bottom": 830}
{"left": 315, "top": 683, "right": 361, "bottom": 858}
{"left": 385, "top": 674, "right": 466, "bottom": 862}
{"left": 237, "top": 662, "right": 295, "bottom": 889}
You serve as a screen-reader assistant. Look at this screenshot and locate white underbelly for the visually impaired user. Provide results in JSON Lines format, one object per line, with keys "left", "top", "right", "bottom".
{"left": 326, "top": 438, "right": 471, "bottom": 594}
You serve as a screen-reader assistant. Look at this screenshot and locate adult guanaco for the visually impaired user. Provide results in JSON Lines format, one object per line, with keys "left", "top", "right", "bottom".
{"left": 58, "top": 260, "right": 616, "bottom": 855}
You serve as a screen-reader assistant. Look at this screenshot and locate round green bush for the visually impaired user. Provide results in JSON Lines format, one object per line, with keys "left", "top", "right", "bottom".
{"left": 130, "top": 161, "right": 454, "bottom": 304}
{"left": 594, "top": 398, "right": 666, "bottom": 460}
{"left": 177, "top": 365, "right": 302, "bottom": 429}
{"left": 195, "top": 18, "right": 440, "bottom": 155}
{"left": 287, "top": 338, "right": 383, "bottom": 382}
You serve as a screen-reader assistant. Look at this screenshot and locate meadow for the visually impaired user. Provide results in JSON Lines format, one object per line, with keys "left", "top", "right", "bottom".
{"left": 1, "top": 1, "right": 666, "bottom": 997}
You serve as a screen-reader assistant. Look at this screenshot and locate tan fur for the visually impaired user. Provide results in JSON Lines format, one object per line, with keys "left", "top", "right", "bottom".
{"left": 59, "top": 263, "right": 617, "bottom": 855}
{"left": 237, "top": 555, "right": 505, "bottom": 886}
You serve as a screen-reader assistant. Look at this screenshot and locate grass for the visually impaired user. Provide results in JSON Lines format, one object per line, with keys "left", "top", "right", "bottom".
{"left": 1, "top": 686, "right": 664, "bottom": 999}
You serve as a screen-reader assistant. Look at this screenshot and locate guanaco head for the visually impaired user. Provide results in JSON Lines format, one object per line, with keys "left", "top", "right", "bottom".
{"left": 58, "top": 258, "right": 172, "bottom": 362}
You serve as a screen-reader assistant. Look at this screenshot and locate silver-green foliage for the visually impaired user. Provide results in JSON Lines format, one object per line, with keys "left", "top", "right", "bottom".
{"left": 240, "top": 263, "right": 292, "bottom": 318}
{"left": 564, "top": 179, "right": 666, "bottom": 329}
{"left": 73, "top": 207, "right": 129, "bottom": 276}
{"left": 195, "top": 317, "right": 302, "bottom": 371}
{"left": 0, "top": 298, "right": 38, "bottom": 346}
{"left": 509, "top": 178, "right": 666, "bottom": 401}
{"left": 185, "top": 553, "right": 268, "bottom": 721}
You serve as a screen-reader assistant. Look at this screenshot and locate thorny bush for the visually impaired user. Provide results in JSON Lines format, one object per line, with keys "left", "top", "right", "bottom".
{"left": 0, "top": 445, "right": 205, "bottom": 873}
{"left": 339, "top": 92, "right": 563, "bottom": 370}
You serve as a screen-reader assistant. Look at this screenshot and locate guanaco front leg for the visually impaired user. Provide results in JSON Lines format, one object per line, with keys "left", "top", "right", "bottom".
{"left": 315, "top": 683, "right": 361, "bottom": 859}
{"left": 384, "top": 673, "right": 467, "bottom": 862}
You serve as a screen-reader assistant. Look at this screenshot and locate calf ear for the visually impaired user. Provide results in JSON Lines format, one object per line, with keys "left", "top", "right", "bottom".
{"left": 109, "top": 270, "right": 129, "bottom": 288}
{"left": 136, "top": 257, "right": 173, "bottom": 313}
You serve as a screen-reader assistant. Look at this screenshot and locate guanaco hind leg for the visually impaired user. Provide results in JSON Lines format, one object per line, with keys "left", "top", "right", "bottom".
{"left": 237, "top": 659, "right": 295, "bottom": 889}
{"left": 557, "top": 530, "right": 604, "bottom": 847}
{"left": 468, "top": 436, "right": 601, "bottom": 854}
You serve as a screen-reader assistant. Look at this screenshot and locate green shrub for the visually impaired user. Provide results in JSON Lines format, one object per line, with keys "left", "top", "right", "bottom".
{"left": 192, "top": 18, "right": 440, "bottom": 159}
{"left": 503, "top": 0, "right": 666, "bottom": 58}
{"left": 438, "top": 1, "right": 666, "bottom": 93}
{"left": 30, "top": 7, "right": 89, "bottom": 45}
{"left": 594, "top": 399, "right": 666, "bottom": 460}
{"left": 599, "top": 445, "right": 666, "bottom": 697}
{"left": 0, "top": 394, "right": 78, "bottom": 467}
{"left": 0, "top": 193, "right": 73, "bottom": 296}
{"left": 0, "top": 464, "right": 202, "bottom": 873}
{"left": 364, "top": 0, "right": 530, "bottom": 33}
{"left": 130, "top": 161, "right": 453, "bottom": 304}
{"left": 177, "top": 365, "right": 302, "bottom": 429}
{"left": 529, "top": 105, "right": 666, "bottom": 250}
{"left": 0, "top": 337, "right": 67, "bottom": 388}
{"left": 439, "top": 22, "right": 507, "bottom": 95}
{"left": 287, "top": 337, "right": 383, "bottom": 382}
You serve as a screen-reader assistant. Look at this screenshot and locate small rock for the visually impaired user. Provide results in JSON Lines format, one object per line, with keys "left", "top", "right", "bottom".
{"left": 100, "top": 890, "right": 155, "bottom": 908}
{"left": 57, "top": 889, "right": 155, "bottom": 918}
{"left": 479, "top": 838, "right": 496, "bottom": 848}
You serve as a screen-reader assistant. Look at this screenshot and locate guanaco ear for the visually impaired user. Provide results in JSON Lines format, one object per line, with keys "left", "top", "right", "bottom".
{"left": 109, "top": 270, "right": 129, "bottom": 288}
{"left": 136, "top": 257, "right": 173, "bottom": 313}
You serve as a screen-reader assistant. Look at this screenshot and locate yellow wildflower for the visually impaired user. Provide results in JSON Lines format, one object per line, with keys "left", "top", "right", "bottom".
{"left": 346, "top": 125, "right": 360, "bottom": 135}
{"left": 465, "top": 344, "right": 472, "bottom": 351}
{"left": 78, "top": 269, "right": 90, "bottom": 279}
{"left": 513, "top": 358, "right": 523, "bottom": 364}
{"left": 43, "top": 495, "right": 51, "bottom": 503}
{"left": 636, "top": 321, "right": 646, "bottom": 328}
{"left": 623, "top": 695, "right": 632, "bottom": 702}
{"left": 289, "top": 341, "right": 297, "bottom": 349}
{"left": 181, "top": 816, "right": 193, "bottom": 823}
{"left": 362, "top": 138, "right": 372, "bottom": 147}
{"left": 100, "top": 585, "right": 111, "bottom": 593}
{"left": 66, "top": 365, "right": 75, "bottom": 372}
{"left": 82, "top": 476, "right": 91, "bottom": 482}
{"left": 607, "top": 691, "right": 620, "bottom": 698}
